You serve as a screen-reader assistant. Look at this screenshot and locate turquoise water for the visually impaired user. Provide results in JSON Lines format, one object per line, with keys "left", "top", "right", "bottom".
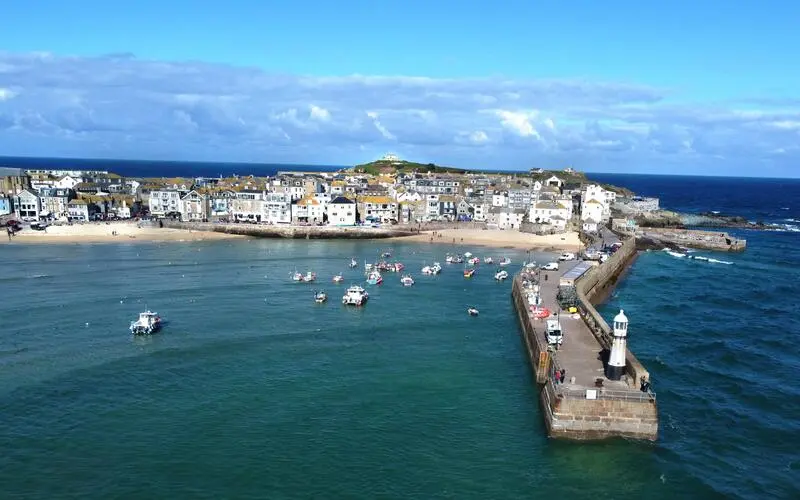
{"left": 0, "top": 238, "right": 795, "bottom": 498}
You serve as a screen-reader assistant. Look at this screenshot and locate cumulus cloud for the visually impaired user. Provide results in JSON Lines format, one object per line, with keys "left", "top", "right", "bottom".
{"left": 0, "top": 51, "right": 798, "bottom": 174}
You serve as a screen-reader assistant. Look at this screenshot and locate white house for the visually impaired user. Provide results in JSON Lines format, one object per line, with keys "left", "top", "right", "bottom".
{"left": 292, "top": 196, "right": 325, "bottom": 224}
{"left": 38, "top": 188, "right": 72, "bottom": 220}
{"left": 15, "top": 189, "right": 41, "bottom": 221}
{"left": 581, "top": 198, "right": 605, "bottom": 225}
{"left": 472, "top": 202, "right": 487, "bottom": 222}
{"left": 67, "top": 199, "right": 90, "bottom": 221}
{"left": 263, "top": 193, "right": 292, "bottom": 224}
{"left": 55, "top": 175, "right": 81, "bottom": 190}
{"left": 529, "top": 201, "right": 571, "bottom": 231}
{"left": 180, "top": 190, "right": 208, "bottom": 222}
{"left": 396, "top": 191, "right": 422, "bottom": 203}
{"left": 488, "top": 207, "right": 525, "bottom": 230}
{"left": 491, "top": 190, "right": 508, "bottom": 208}
{"left": 582, "top": 184, "right": 616, "bottom": 221}
{"left": 149, "top": 190, "right": 182, "bottom": 217}
{"left": 358, "top": 195, "right": 398, "bottom": 223}
{"left": 231, "top": 190, "right": 265, "bottom": 222}
{"left": 545, "top": 175, "right": 563, "bottom": 188}
{"left": 582, "top": 219, "right": 599, "bottom": 232}
{"left": 115, "top": 201, "right": 131, "bottom": 219}
{"left": 209, "top": 191, "right": 236, "bottom": 221}
{"left": 327, "top": 196, "right": 356, "bottom": 225}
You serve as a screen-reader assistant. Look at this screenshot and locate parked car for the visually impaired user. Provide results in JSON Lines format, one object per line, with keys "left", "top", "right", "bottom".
{"left": 541, "top": 262, "right": 559, "bottom": 271}
{"left": 558, "top": 252, "right": 576, "bottom": 261}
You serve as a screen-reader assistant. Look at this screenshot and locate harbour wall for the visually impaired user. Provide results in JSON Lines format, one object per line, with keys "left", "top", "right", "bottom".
{"left": 513, "top": 237, "right": 658, "bottom": 441}
{"left": 635, "top": 227, "right": 746, "bottom": 252}
{"left": 160, "top": 220, "right": 417, "bottom": 239}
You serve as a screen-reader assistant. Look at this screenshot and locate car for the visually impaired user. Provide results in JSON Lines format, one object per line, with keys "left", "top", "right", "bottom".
{"left": 558, "top": 252, "right": 576, "bottom": 261}
{"left": 541, "top": 262, "right": 559, "bottom": 271}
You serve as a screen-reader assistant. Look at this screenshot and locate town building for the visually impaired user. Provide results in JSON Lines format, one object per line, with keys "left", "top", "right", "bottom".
{"left": 180, "top": 190, "right": 208, "bottom": 222}
{"left": 39, "top": 188, "right": 73, "bottom": 220}
{"left": 231, "top": 190, "right": 265, "bottom": 222}
{"left": 14, "top": 189, "right": 41, "bottom": 221}
{"left": 292, "top": 196, "right": 325, "bottom": 224}
{"left": 358, "top": 195, "right": 398, "bottom": 223}
{"left": 488, "top": 207, "right": 526, "bottom": 230}
{"left": 148, "top": 190, "right": 182, "bottom": 217}
{"left": 327, "top": 196, "right": 356, "bottom": 225}
{"left": 0, "top": 167, "right": 30, "bottom": 196}
{"left": 263, "top": 193, "right": 292, "bottom": 224}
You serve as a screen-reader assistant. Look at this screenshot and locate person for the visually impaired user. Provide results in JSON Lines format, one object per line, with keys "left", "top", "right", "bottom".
{"left": 6, "top": 226, "right": 12, "bottom": 241}
{"left": 561, "top": 369, "right": 566, "bottom": 383}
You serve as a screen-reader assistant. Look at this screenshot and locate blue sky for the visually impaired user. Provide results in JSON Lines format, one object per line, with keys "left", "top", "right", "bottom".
{"left": 1, "top": 0, "right": 799, "bottom": 176}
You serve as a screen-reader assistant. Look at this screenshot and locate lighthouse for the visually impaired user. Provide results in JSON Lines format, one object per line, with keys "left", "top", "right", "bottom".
{"left": 606, "top": 309, "right": 628, "bottom": 380}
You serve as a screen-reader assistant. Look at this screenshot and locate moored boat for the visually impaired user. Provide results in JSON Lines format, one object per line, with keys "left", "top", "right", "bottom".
{"left": 129, "top": 310, "right": 162, "bottom": 335}
{"left": 463, "top": 267, "right": 476, "bottom": 278}
{"left": 484, "top": 257, "right": 493, "bottom": 264}
{"left": 342, "top": 285, "right": 369, "bottom": 306}
{"left": 349, "top": 258, "right": 358, "bottom": 269}
{"left": 499, "top": 257, "right": 511, "bottom": 267}
{"left": 468, "top": 257, "right": 480, "bottom": 265}
{"left": 400, "top": 274, "right": 415, "bottom": 286}
{"left": 467, "top": 307, "right": 479, "bottom": 316}
{"left": 314, "top": 290, "right": 328, "bottom": 303}
{"left": 303, "top": 271, "right": 316, "bottom": 282}
{"left": 494, "top": 269, "right": 509, "bottom": 281}
{"left": 367, "top": 270, "right": 383, "bottom": 285}
{"left": 333, "top": 274, "right": 344, "bottom": 283}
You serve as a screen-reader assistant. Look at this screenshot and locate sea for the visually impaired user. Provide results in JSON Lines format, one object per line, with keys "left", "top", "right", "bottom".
{"left": 1, "top": 158, "right": 799, "bottom": 499}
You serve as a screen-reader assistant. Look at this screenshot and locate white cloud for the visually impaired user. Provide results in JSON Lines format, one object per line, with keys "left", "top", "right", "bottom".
{"left": 309, "top": 105, "right": 330, "bottom": 122}
{"left": 0, "top": 51, "right": 797, "bottom": 174}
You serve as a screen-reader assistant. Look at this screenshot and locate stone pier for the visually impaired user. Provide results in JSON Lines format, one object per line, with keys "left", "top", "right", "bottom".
{"left": 513, "top": 238, "right": 659, "bottom": 441}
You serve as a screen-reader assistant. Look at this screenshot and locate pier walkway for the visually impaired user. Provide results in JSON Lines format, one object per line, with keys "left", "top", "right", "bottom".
{"left": 531, "top": 262, "right": 634, "bottom": 392}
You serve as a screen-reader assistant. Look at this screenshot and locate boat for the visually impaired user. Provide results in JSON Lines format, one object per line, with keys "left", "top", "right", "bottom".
{"left": 400, "top": 274, "right": 415, "bottom": 286}
{"left": 421, "top": 265, "right": 433, "bottom": 275}
{"left": 367, "top": 270, "right": 383, "bottom": 285}
{"left": 464, "top": 252, "right": 473, "bottom": 258}
{"left": 499, "top": 257, "right": 511, "bottom": 267}
{"left": 303, "top": 271, "right": 316, "bottom": 282}
{"left": 333, "top": 274, "right": 344, "bottom": 283}
{"left": 365, "top": 261, "right": 373, "bottom": 272}
{"left": 494, "top": 270, "right": 509, "bottom": 281}
{"left": 129, "top": 310, "right": 162, "bottom": 335}
{"left": 446, "top": 253, "right": 464, "bottom": 264}
{"left": 314, "top": 290, "right": 328, "bottom": 303}
{"left": 467, "top": 307, "right": 479, "bottom": 316}
{"left": 342, "top": 285, "right": 369, "bottom": 306}
{"left": 463, "top": 267, "right": 476, "bottom": 278}
{"left": 484, "top": 257, "right": 493, "bottom": 264}
{"left": 393, "top": 262, "right": 405, "bottom": 272}
{"left": 468, "top": 257, "right": 480, "bottom": 265}
{"left": 431, "top": 262, "right": 442, "bottom": 274}
{"left": 349, "top": 258, "right": 358, "bottom": 269}
{"left": 381, "top": 251, "right": 392, "bottom": 259}
{"left": 292, "top": 271, "right": 304, "bottom": 282}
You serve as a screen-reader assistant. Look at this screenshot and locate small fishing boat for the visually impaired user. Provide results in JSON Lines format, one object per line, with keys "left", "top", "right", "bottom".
{"left": 367, "top": 270, "right": 383, "bottom": 285}
{"left": 314, "top": 290, "right": 327, "bottom": 303}
{"left": 349, "top": 258, "right": 358, "bottom": 269}
{"left": 467, "top": 307, "right": 479, "bottom": 316}
{"left": 342, "top": 285, "right": 369, "bottom": 306}
{"left": 303, "top": 271, "right": 316, "bottom": 282}
{"left": 494, "top": 269, "right": 509, "bottom": 281}
{"left": 129, "top": 310, "right": 162, "bottom": 335}
{"left": 393, "top": 262, "right": 405, "bottom": 272}
{"left": 333, "top": 274, "right": 344, "bottom": 283}
{"left": 468, "top": 257, "right": 480, "bottom": 265}
{"left": 499, "top": 257, "right": 511, "bottom": 267}
{"left": 381, "top": 251, "right": 392, "bottom": 258}
{"left": 400, "top": 274, "right": 415, "bottom": 286}
{"left": 421, "top": 265, "right": 433, "bottom": 275}
{"left": 464, "top": 252, "right": 473, "bottom": 258}
{"left": 365, "top": 261, "right": 373, "bottom": 272}
{"left": 431, "top": 262, "right": 442, "bottom": 274}
{"left": 484, "top": 257, "right": 493, "bottom": 264}
{"left": 463, "top": 267, "right": 476, "bottom": 278}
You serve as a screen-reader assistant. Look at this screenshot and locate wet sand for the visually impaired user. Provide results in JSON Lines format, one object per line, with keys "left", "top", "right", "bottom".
{"left": 2, "top": 222, "right": 246, "bottom": 244}
{"left": 392, "top": 228, "right": 583, "bottom": 252}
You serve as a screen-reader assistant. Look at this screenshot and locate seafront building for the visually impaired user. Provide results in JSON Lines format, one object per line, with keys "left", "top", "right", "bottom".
{"left": 2, "top": 155, "right": 646, "bottom": 235}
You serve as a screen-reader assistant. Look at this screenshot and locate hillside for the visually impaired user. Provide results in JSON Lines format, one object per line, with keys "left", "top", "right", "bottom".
{"left": 349, "top": 160, "right": 468, "bottom": 175}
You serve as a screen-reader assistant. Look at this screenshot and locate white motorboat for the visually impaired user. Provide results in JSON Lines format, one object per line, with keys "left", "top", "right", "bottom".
{"left": 484, "top": 257, "right": 493, "bottom": 264}
{"left": 367, "top": 270, "right": 383, "bottom": 285}
{"left": 400, "top": 274, "right": 415, "bottom": 286}
{"left": 292, "top": 271, "right": 304, "bottom": 282}
{"left": 421, "top": 265, "right": 433, "bottom": 275}
{"left": 468, "top": 257, "right": 480, "bottom": 265}
{"left": 467, "top": 307, "right": 479, "bottom": 316}
{"left": 431, "top": 262, "right": 442, "bottom": 274}
{"left": 333, "top": 274, "right": 344, "bottom": 283}
{"left": 365, "top": 261, "right": 374, "bottom": 272}
{"left": 342, "top": 285, "right": 369, "bottom": 306}
{"left": 464, "top": 252, "right": 473, "bottom": 258}
{"left": 129, "top": 310, "right": 162, "bottom": 335}
{"left": 303, "top": 271, "right": 317, "bottom": 282}
{"left": 499, "top": 257, "right": 511, "bottom": 267}
{"left": 314, "top": 290, "right": 327, "bottom": 303}
{"left": 349, "top": 258, "right": 358, "bottom": 268}
{"left": 494, "top": 270, "right": 509, "bottom": 281}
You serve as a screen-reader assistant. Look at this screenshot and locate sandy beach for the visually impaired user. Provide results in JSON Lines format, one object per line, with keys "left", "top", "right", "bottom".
{"left": 2, "top": 222, "right": 246, "bottom": 244}
{"left": 393, "top": 228, "right": 583, "bottom": 252}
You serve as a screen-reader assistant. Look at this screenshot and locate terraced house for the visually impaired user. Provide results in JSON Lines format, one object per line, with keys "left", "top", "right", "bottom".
{"left": 357, "top": 195, "right": 397, "bottom": 223}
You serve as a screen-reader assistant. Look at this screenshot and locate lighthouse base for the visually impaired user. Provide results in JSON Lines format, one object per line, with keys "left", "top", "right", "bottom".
{"left": 605, "top": 364, "right": 624, "bottom": 381}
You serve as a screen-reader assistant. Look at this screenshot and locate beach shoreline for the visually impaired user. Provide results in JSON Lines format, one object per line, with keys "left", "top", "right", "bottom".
{"left": 1, "top": 222, "right": 246, "bottom": 244}
{"left": 390, "top": 228, "right": 583, "bottom": 252}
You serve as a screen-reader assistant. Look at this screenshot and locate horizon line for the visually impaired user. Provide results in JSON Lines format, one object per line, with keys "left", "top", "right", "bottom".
{"left": 0, "top": 154, "right": 797, "bottom": 181}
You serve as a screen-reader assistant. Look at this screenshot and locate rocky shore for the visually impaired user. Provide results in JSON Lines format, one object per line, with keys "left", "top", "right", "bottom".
{"left": 634, "top": 210, "right": 782, "bottom": 230}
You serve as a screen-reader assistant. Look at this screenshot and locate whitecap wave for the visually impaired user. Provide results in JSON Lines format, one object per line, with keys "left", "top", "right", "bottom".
{"left": 707, "top": 258, "right": 733, "bottom": 265}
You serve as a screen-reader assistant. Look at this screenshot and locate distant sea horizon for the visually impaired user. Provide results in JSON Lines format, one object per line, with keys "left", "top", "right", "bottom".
{"left": 1, "top": 155, "right": 797, "bottom": 181}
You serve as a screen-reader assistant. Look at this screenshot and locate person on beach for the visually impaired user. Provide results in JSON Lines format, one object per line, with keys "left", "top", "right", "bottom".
{"left": 6, "top": 227, "right": 12, "bottom": 241}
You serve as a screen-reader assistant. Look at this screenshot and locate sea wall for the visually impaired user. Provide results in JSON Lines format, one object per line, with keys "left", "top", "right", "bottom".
{"left": 540, "top": 378, "right": 658, "bottom": 440}
{"left": 636, "top": 227, "right": 746, "bottom": 252}
{"left": 160, "top": 220, "right": 417, "bottom": 239}
{"left": 512, "top": 276, "right": 551, "bottom": 384}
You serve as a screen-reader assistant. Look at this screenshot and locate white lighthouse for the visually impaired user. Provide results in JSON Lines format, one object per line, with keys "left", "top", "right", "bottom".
{"left": 606, "top": 309, "right": 628, "bottom": 380}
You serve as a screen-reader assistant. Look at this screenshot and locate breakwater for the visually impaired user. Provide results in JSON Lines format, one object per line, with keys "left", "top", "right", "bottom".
{"left": 512, "top": 238, "right": 658, "bottom": 441}
{"left": 160, "top": 220, "right": 417, "bottom": 239}
{"left": 636, "top": 227, "right": 746, "bottom": 252}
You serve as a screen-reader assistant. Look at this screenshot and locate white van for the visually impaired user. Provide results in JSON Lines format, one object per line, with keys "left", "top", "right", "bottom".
{"left": 545, "top": 318, "right": 563, "bottom": 345}
{"left": 541, "top": 262, "right": 559, "bottom": 271}
{"left": 558, "top": 252, "right": 575, "bottom": 261}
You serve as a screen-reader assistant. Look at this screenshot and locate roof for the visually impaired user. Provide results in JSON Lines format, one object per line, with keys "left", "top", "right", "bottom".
{"left": 0, "top": 167, "right": 25, "bottom": 177}
{"left": 295, "top": 196, "right": 320, "bottom": 206}
{"left": 330, "top": 196, "right": 355, "bottom": 204}
{"left": 69, "top": 199, "right": 88, "bottom": 205}
{"left": 584, "top": 218, "right": 599, "bottom": 224}
{"left": 360, "top": 195, "right": 392, "bottom": 204}
{"left": 585, "top": 198, "right": 603, "bottom": 205}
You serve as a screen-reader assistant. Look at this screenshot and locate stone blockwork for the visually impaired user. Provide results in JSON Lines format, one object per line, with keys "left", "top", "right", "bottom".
{"left": 160, "top": 220, "right": 416, "bottom": 239}
{"left": 541, "top": 379, "right": 658, "bottom": 440}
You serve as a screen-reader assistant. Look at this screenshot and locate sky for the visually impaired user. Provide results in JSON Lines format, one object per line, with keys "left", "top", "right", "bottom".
{"left": 1, "top": 0, "right": 799, "bottom": 176}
